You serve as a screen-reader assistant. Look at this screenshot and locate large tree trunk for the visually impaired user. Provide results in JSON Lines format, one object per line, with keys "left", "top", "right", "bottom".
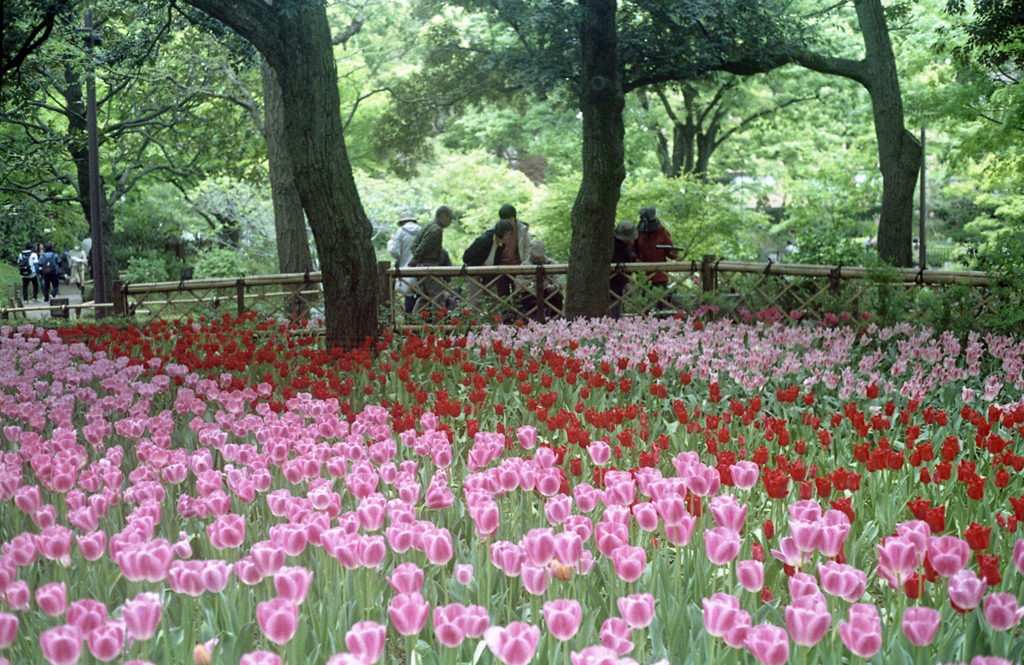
{"left": 261, "top": 58, "right": 314, "bottom": 319}
{"left": 565, "top": 0, "right": 625, "bottom": 319}
{"left": 183, "top": 0, "right": 378, "bottom": 348}
{"left": 856, "top": 0, "right": 919, "bottom": 267}
{"left": 792, "top": 0, "right": 919, "bottom": 267}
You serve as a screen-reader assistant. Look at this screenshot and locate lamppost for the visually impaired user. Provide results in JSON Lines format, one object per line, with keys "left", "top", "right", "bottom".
{"left": 78, "top": 9, "right": 108, "bottom": 317}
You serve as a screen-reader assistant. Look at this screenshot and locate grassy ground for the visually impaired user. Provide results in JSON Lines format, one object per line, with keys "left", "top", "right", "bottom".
{"left": 1, "top": 262, "right": 22, "bottom": 302}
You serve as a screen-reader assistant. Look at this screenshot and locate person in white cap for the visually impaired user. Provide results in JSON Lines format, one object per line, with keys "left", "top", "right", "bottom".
{"left": 388, "top": 210, "right": 422, "bottom": 313}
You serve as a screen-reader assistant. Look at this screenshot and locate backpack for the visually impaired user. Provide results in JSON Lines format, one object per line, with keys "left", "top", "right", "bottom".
{"left": 17, "top": 251, "right": 32, "bottom": 277}
{"left": 40, "top": 252, "right": 57, "bottom": 277}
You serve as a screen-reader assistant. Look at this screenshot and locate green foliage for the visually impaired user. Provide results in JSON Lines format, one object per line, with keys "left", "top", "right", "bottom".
{"left": 0, "top": 199, "right": 47, "bottom": 265}
{"left": 533, "top": 172, "right": 769, "bottom": 261}
{"left": 191, "top": 246, "right": 249, "bottom": 280}
{"left": 125, "top": 252, "right": 173, "bottom": 284}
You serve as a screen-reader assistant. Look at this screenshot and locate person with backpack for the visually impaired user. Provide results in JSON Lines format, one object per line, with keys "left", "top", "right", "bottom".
{"left": 18, "top": 242, "right": 39, "bottom": 302}
{"left": 38, "top": 242, "right": 62, "bottom": 302}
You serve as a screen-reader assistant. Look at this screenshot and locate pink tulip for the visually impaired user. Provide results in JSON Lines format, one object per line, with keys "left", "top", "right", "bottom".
{"left": 455, "top": 564, "right": 474, "bottom": 585}
{"left": 654, "top": 495, "right": 688, "bottom": 526}
{"left": 2, "top": 580, "right": 28, "bottom": 611}
{"left": 200, "top": 560, "right": 232, "bottom": 594}
{"left": 521, "top": 563, "right": 550, "bottom": 595}
{"left": 785, "top": 595, "right": 830, "bottom": 647}
{"left": 39, "top": 625, "right": 83, "bottom": 665}
{"left": 632, "top": 502, "right": 660, "bottom": 532}
{"left": 234, "top": 557, "right": 264, "bottom": 585}
{"left": 948, "top": 569, "right": 986, "bottom": 611}
{"left": 737, "top": 560, "right": 764, "bottom": 592}
{"left": 710, "top": 495, "right": 747, "bottom": 533}
{"left": 87, "top": 622, "right": 125, "bottom": 662}
{"left": 617, "top": 593, "right": 655, "bottom": 629}
{"left": 249, "top": 541, "right": 286, "bottom": 577}
{"left": 0, "top": 612, "right": 17, "bottom": 649}
{"left": 788, "top": 572, "right": 819, "bottom": 600}
{"left": 345, "top": 620, "right": 386, "bottom": 663}
{"left": 817, "top": 512, "right": 850, "bottom": 558}
{"left": 74, "top": 530, "right": 106, "bottom": 563}
{"left": 6, "top": 533, "right": 37, "bottom": 566}
{"left": 595, "top": 522, "right": 629, "bottom": 558}
{"left": 459, "top": 605, "right": 490, "bottom": 638}
{"left": 724, "top": 610, "right": 753, "bottom": 649}
{"left": 66, "top": 598, "right": 107, "bottom": 635}
{"left": 206, "top": 513, "right": 245, "bottom": 550}
{"left": 818, "top": 561, "right": 867, "bottom": 602}
{"left": 983, "top": 593, "right": 1024, "bottom": 631}
{"left": 611, "top": 545, "right": 646, "bottom": 582}
{"left": 269, "top": 523, "right": 308, "bottom": 556}
{"left": 789, "top": 519, "right": 822, "bottom": 554}
{"left": 484, "top": 622, "right": 540, "bottom": 665}
{"left": 36, "top": 582, "right": 68, "bottom": 617}
{"left": 588, "top": 440, "right": 611, "bottom": 465}
{"left": 517, "top": 425, "right": 537, "bottom": 450}
{"left": 927, "top": 536, "right": 971, "bottom": 578}
{"left": 744, "top": 623, "right": 789, "bottom": 665}
{"left": 326, "top": 655, "right": 364, "bottom": 665}
{"left": 570, "top": 646, "right": 622, "bottom": 665}
{"left": 664, "top": 514, "right": 697, "bottom": 545}
{"left": 256, "top": 597, "right": 298, "bottom": 645}
{"left": 543, "top": 599, "right": 582, "bottom": 641}
{"left": 422, "top": 528, "right": 453, "bottom": 565}
{"left": 703, "top": 593, "right": 742, "bottom": 638}
{"left": 433, "top": 604, "right": 468, "bottom": 648}
{"left": 1014, "top": 539, "right": 1024, "bottom": 576}
{"left": 729, "top": 461, "right": 759, "bottom": 489}
{"left": 599, "top": 617, "right": 634, "bottom": 655}
{"left": 876, "top": 536, "right": 921, "bottom": 589}
{"left": 704, "top": 527, "right": 740, "bottom": 565}
{"left": 360, "top": 535, "right": 387, "bottom": 568}
{"left": 902, "top": 606, "right": 940, "bottom": 646}
{"left": 388, "top": 592, "right": 429, "bottom": 636}
{"left": 274, "top": 567, "right": 314, "bottom": 604}
{"left": 122, "top": 592, "right": 162, "bottom": 640}
{"left": 37, "top": 525, "right": 73, "bottom": 562}
{"left": 683, "top": 463, "right": 721, "bottom": 497}
{"left": 573, "top": 483, "right": 602, "bottom": 512}
{"left": 838, "top": 603, "right": 882, "bottom": 659}
{"left": 388, "top": 563, "right": 424, "bottom": 594}
{"left": 239, "top": 652, "right": 282, "bottom": 665}
{"left": 521, "top": 528, "right": 556, "bottom": 566}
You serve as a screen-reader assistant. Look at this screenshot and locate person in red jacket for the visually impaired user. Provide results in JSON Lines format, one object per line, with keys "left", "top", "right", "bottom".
{"left": 631, "top": 207, "right": 678, "bottom": 309}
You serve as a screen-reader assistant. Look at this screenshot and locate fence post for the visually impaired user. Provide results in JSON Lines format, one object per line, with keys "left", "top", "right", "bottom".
{"left": 701, "top": 254, "right": 718, "bottom": 293}
{"left": 236, "top": 279, "right": 245, "bottom": 318}
{"left": 113, "top": 280, "right": 127, "bottom": 316}
{"left": 535, "top": 265, "right": 546, "bottom": 323}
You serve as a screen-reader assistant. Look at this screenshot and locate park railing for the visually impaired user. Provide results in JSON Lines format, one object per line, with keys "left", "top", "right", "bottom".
{"left": 8, "top": 255, "right": 1005, "bottom": 330}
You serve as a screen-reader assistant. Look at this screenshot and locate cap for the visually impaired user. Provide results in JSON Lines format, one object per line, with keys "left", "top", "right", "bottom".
{"left": 398, "top": 210, "right": 417, "bottom": 223}
{"left": 614, "top": 221, "right": 638, "bottom": 243}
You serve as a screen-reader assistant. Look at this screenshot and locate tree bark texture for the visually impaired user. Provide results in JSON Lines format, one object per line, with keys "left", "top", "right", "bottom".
{"left": 183, "top": 0, "right": 379, "bottom": 348}
{"left": 793, "top": 0, "right": 920, "bottom": 267}
{"left": 566, "top": 0, "right": 625, "bottom": 319}
{"left": 261, "top": 59, "right": 314, "bottom": 318}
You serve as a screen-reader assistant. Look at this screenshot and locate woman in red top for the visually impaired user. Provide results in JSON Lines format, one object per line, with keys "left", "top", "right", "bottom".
{"left": 631, "top": 206, "right": 678, "bottom": 286}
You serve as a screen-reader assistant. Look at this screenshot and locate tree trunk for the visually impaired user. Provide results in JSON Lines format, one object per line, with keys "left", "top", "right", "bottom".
{"left": 791, "top": 0, "right": 920, "bottom": 267}
{"left": 261, "top": 58, "right": 314, "bottom": 318}
{"left": 856, "top": 0, "right": 919, "bottom": 267}
{"left": 182, "top": 0, "right": 378, "bottom": 348}
{"left": 566, "top": 0, "right": 625, "bottom": 319}
{"left": 63, "top": 65, "right": 118, "bottom": 296}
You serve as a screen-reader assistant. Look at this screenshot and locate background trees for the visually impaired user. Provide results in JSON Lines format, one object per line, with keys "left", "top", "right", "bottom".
{"left": 4, "top": 0, "right": 1024, "bottom": 323}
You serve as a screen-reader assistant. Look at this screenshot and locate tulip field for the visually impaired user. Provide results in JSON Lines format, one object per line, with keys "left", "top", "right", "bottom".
{"left": 3, "top": 309, "right": 1024, "bottom": 665}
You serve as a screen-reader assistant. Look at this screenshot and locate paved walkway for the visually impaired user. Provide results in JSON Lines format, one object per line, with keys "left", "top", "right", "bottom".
{"left": 22, "top": 283, "right": 87, "bottom": 321}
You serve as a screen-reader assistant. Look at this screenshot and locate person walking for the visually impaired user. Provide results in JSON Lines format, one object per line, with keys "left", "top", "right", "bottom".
{"left": 17, "top": 242, "right": 39, "bottom": 302}
{"left": 408, "top": 206, "right": 453, "bottom": 317}
{"left": 388, "top": 210, "right": 422, "bottom": 314}
{"left": 38, "top": 243, "right": 63, "bottom": 303}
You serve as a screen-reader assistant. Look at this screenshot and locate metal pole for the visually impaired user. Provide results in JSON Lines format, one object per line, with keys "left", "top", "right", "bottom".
{"left": 919, "top": 127, "right": 927, "bottom": 270}
{"left": 84, "top": 9, "right": 108, "bottom": 316}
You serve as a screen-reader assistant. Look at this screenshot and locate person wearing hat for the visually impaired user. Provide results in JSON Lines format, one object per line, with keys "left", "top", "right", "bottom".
{"left": 610, "top": 222, "right": 638, "bottom": 319}
{"left": 632, "top": 206, "right": 678, "bottom": 309}
{"left": 516, "top": 240, "right": 563, "bottom": 321}
{"left": 388, "top": 209, "right": 422, "bottom": 313}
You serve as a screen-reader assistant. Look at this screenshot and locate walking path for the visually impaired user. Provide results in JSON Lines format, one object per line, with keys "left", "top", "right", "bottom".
{"left": 19, "top": 283, "right": 87, "bottom": 321}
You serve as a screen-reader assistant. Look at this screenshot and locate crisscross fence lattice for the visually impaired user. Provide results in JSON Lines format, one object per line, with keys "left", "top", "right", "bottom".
{"left": 108, "top": 256, "right": 1002, "bottom": 330}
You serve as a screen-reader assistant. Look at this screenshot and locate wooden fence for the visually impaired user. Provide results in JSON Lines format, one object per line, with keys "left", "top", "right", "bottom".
{"left": 5, "top": 256, "right": 1004, "bottom": 329}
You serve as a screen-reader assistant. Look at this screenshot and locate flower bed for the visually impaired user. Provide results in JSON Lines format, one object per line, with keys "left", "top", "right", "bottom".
{"left": 1, "top": 311, "right": 1023, "bottom": 665}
